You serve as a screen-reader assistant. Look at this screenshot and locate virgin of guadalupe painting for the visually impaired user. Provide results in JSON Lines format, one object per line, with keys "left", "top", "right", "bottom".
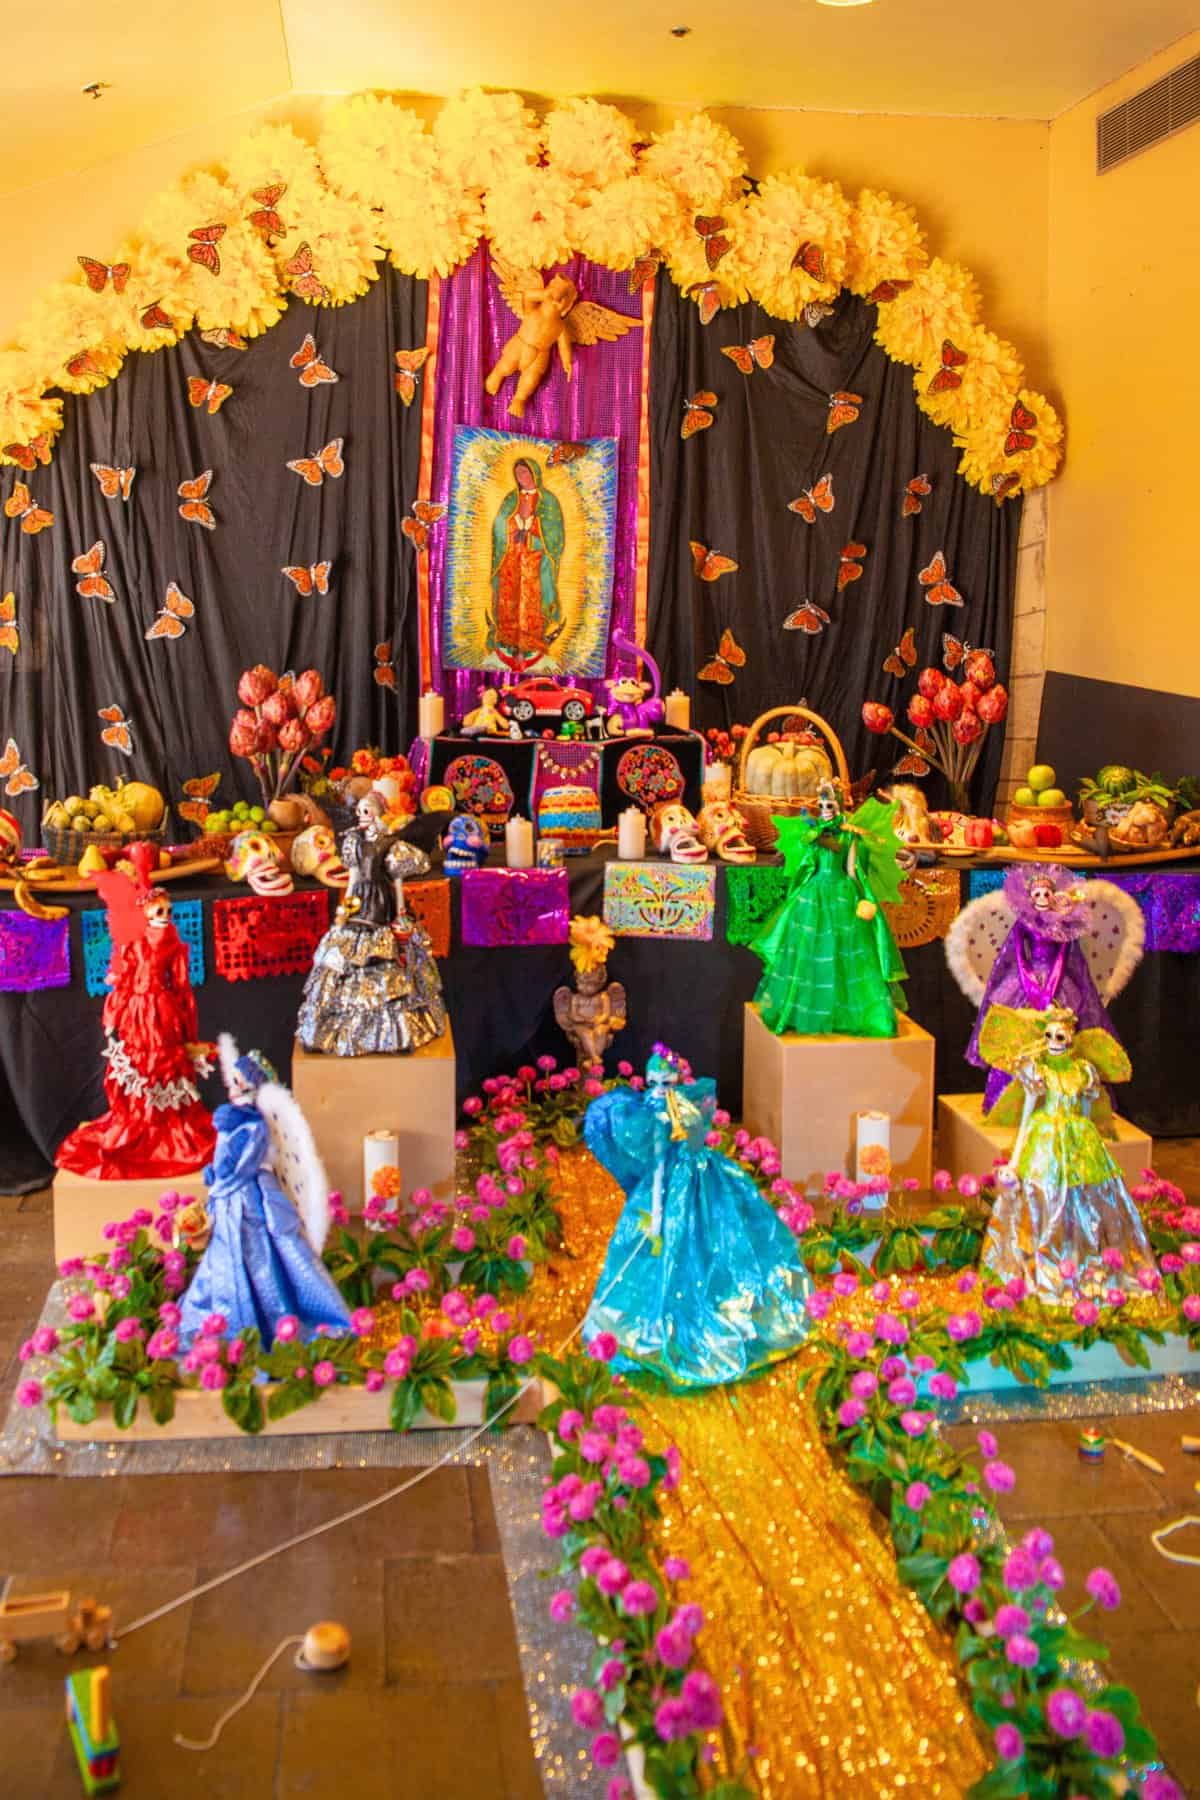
{"left": 442, "top": 425, "right": 617, "bottom": 678}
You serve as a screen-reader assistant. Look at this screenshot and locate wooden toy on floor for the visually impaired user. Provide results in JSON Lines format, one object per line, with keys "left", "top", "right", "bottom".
{"left": 0, "top": 1590, "right": 113, "bottom": 1663}
{"left": 65, "top": 1666, "right": 121, "bottom": 1792}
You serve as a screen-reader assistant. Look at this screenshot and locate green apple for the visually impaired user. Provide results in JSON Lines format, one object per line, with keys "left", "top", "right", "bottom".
{"left": 1037, "top": 787, "right": 1068, "bottom": 809}
{"left": 1012, "top": 786, "right": 1037, "bottom": 807}
{"left": 1026, "top": 764, "right": 1057, "bottom": 793}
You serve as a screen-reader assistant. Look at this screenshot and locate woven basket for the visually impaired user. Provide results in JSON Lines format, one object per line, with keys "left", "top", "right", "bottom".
{"left": 732, "top": 706, "right": 851, "bottom": 852}
{"left": 1005, "top": 800, "right": 1075, "bottom": 834}
{"left": 41, "top": 816, "right": 168, "bottom": 868}
{"left": 882, "top": 869, "right": 962, "bottom": 949}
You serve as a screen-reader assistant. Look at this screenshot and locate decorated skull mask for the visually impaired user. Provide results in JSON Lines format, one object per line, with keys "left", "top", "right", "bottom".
{"left": 291, "top": 824, "right": 347, "bottom": 886}
{"left": 226, "top": 830, "right": 294, "bottom": 896}
{"left": 442, "top": 813, "right": 490, "bottom": 874}
{"left": 649, "top": 801, "right": 708, "bottom": 863}
{"left": 1041, "top": 1010, "right": 1076, "bottom": 1056}
{"left": 696, "top": 799, "right": 755, "bottom": 864}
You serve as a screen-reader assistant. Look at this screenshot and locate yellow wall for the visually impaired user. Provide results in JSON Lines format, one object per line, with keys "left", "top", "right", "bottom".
{"left": 0, "top": 97, "right": 1050, "bottom": 386}
{"left": 1045, "top": 29, "right": 1200, "bottom": 696}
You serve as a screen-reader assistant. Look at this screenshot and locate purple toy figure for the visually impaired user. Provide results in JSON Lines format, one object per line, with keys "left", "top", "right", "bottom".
{"left": 946, "top": 864, "right": 1145, "bottom": 1108}
{"left": 604, "top": 628, "right": 665, "bottom": 738}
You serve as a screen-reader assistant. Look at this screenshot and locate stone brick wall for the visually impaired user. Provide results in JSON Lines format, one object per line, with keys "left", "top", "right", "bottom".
{"left": 995, "top": 488, "right": 1047, "bottom": 810}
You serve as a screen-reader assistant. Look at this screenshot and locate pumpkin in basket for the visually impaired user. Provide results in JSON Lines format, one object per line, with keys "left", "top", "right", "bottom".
{"left": 743, "top": 737, "right": 833, "bottom": 800}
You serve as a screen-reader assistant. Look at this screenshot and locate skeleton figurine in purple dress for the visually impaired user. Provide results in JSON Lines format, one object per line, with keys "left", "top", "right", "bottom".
{"left": 946, "top": 865, "right": 1144, "bottom": 1109}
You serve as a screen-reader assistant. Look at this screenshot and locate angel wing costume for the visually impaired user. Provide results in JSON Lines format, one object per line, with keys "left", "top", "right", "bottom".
{"left": 978, "top": 1005, "right": 1155, "bottom": 1299}
{"left": 946, "top": 865, "right": 1143, "bottom": 1109}
{"left": 178, "top": 1035, "right": 351, "bottom": 1348}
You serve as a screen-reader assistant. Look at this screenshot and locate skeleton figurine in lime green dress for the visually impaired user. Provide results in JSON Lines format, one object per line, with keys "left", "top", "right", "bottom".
{"left": 749, "top": 782, "right": 908, "bottom": 1037}
{"left": 979, "top": 1003, "right": 1155, "bottom": 1300}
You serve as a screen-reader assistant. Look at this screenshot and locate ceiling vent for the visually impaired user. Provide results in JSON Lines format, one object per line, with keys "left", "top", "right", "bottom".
{"left": 1097, "top": 52, "right": 1200, "bottom": 173}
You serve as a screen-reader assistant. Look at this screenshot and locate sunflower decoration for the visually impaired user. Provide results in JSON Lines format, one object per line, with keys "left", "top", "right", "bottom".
{"left": 483, "top": 163, "right": 578, "bottom": 272}
{"left": 432, "top": 87, "right": 541, "bottom": 195}
{"left": 544, "top": 97, "right": 638, "bottom": 188}
{"left": 844, "top": 188, "right": 928, "bottom": 299}
{"left": 569, "top": 913, "right": 616, "bottom": 975}
{"left": 917, "top": 322, "right": 1025, "bottom": 434}
{"left": 740, "top": 171, "right": 851, "bottom": 320}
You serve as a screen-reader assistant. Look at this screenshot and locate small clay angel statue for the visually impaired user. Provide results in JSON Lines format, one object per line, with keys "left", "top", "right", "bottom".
{"left": 554, "top": 915, "right": 626, "bottom": 1070}
{"left": 485, "top": 260, "right": 641, "bottom": 418}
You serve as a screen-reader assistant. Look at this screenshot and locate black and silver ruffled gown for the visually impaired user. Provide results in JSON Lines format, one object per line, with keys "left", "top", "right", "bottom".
{"left": 297, "top": 827, "right": 447, "bottom": 1056}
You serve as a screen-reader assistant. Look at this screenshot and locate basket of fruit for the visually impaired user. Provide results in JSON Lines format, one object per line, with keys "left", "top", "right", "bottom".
{"left": 1006, "top": 763, "right": 1074, "bottom": 836}
{"left": 174, "top": 799, "right": 282, "bottom": 864}
{"left": 733, "top": 707, "right": 850, "bottom": 851}
{"left": 41, "top": 781, "right": 168, "bottom": 867}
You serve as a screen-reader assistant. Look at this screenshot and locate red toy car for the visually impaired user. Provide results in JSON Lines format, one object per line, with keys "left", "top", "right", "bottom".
{"left": 499, "top": 676, "right": 594, "bottom": 727}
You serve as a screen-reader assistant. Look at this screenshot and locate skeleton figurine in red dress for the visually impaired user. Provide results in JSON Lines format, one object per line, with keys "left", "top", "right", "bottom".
{"left": 56, "top": 843, "right": 217, "bottom": 1179}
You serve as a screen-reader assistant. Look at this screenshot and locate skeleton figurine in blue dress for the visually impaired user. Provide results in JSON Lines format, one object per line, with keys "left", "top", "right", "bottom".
{"left": 178, "top": 1035, "right": 351, "bottom": 1348}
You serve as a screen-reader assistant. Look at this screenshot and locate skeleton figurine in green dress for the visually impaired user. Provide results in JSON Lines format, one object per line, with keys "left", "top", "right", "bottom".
{"left": 979, "top": 1002, "right": 1155, "bottom": 1300}
{"left": 748, "top": 781, "right": 907, "bottom": 1037}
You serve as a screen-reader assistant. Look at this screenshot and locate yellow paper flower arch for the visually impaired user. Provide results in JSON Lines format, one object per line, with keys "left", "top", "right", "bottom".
{"left": 0, "top": 92, "right": 1061, "bottom": 500}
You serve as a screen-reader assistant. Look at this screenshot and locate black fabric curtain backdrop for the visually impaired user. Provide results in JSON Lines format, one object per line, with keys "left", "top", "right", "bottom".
{"left": 0, "top": 268, "right": 426, "bottom": 836}
{"left": 647, "top": 287, "right": 1021, "bottom": 808}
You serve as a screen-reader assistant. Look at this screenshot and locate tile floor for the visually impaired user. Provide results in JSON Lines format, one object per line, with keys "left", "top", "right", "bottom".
{"left": 2, "top": 1151, "right": 1199, "bottom": 1797}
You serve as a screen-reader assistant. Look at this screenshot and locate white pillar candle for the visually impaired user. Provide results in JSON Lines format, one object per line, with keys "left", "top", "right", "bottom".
{"left": 855, "top": 1110, "right": 892, "bottom": 1205}
{"left": 617, "top": 807, "right": 647, "bottom": 860}
{"left": 505, "top": 815, "right": 534, "bottom": 868}
{"left": 362, "top": 1129, "right": 401, "bottom": 1211}
{"left": 663, "top": 689, "right": 691, "bottom": 732}
{"left": 705, "top": 762, "right": 732, "bottom": 802}
{"left": 418, "top": 690, "right": 445, "bottom": 739}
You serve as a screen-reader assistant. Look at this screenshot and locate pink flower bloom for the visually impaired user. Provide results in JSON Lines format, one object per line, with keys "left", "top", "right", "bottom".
{"left": 900, "top": 1410, "right": 930, "bottom": 1437}
{"left": 200, "top": 1312, "right": 228, "bottom": 1337}
{"left": 887, "top": 1376, "right": 917, "bottom": 1406}
{"left": 1084, "top": 1709, "right": 1124, "bottom": 1759}
{"left": 406, "top": 1269, "right": 432, "bottom": 1294}
{"left": 879, "top": 1356, "right": 906, "bottom": 1380}
{"left": 568, "top": 1481, "right": 603, "bottom": 1523}
{"left": 31, "top": 1325, "right": 59, "bottom": 1355}
{"left": 932, "top": 1169, "right": 953, "bottom": 1192}
{"left": 1182, "top": 1242, "right": 1200, "bottom": 1264}
{"left": 805, "top": 1291, "right": 833, "bottom": 1321}
{"left": 113, "top": 1318, "right": 144, "bottom": 1343}
{"left": 596, "top": 1559, "right": 630, "bottom": 1598}
{"left": 384, "top": 1347, "right": 413, "bottom": 1380}
{"left": 462, "top": 1096, "right": 483, "bottom": 1116}
{"left": 655, "top": 1620, "right": 694, "bottom": 1668}
{"left": 845, "top": 1330, "right": 874, "bottom": 1359}
{"left": 621, "top": 1579, "right": 659, "bottom": 1617}
{"left": 364, "top": 1368, "right": 385, "bottom": 1393}
{"left": 579, "top": 1545, "right": 611, "bottom": 1578}
{"left": 1084, "top": 1566, "right": 1121, "bottom": 1610}
{"left": 664, "top": 1555, "right": 691, "bottom": 1582}
{"left": 993, "top": 1723, "right": 1024, "bottom": 1762}
{"left": 274, "top": 1315, "right": 300, "bottom": 1343}
{"left": 1182, "top": 1294, "right": 1200, "bottom": 1322}
{"left": 598, "top": 1656, "right": 625, "bottom": 1692}
{"left": 460, "top": 1328, "right": 481, "bottom": 1354}
{"left": 905, "top": 1481, "right": 931, "bottom": 1511}
{"left": 1005, "top": 1631, "right": 1039, "bottom": 1669}
{"left": 1022, "top": 1527, "right": 1053, "bottom": 1558}
{"left": 67, "top": 1295, "right": 95, "bottom": 1322}
{"left": 929, "top": 1372, "right": 958, "bottom": 1401}
{"left": 17, "top": 1339, "right": 34, "bottom": 1363}
{"left": 898, "top": 1286, "right": 922, "bottom": 1312}
{"left": 1039, "top": 1556, "right": 1065, "bottom": 1590}
{"left": 349, "top": 1307, "right": 376, "bottom": 1337}
{"left": 1100, "top": 1246, "right": 1125, "bottom": 1271}
{"left": 838, "top": 1397, "right": 866, "bottom": 1429}
{"left": 450, "top": 1225, "right": 476, "bottom": 1254}
{"left": 571, "top": 1688, "right": 604, "bottom": 1730}
{"left": 681, "top": 1668, "right": 723, "bottom": 1729}
{"left": 591, "top": 1730, "right": 622, "bottom": 1769}
{"left": 654, "top": 1696, "right": 692, "bottom": 1742}
{"left": 1073, "top": 1299, "right": 1099, "bottom": 1327}
{"left": 962, "top": 1597, "right": 988, "bottom": 1625}
{"left": 588, "top": 1332, "right": 619, "bottom": 1362}
{"left": 548, "top": 1589, "right": 575, "bottom": 1623}
{"left": 875, "top": 1313, "right": 909, "bottom": 1345}
{"left": 663, "top": 1445, "right": 682, "bottom": 1491}
{"left": 146, "top": 1328, "right": 178, "bottom": 1360}
{"left": 993, "top": 1603, "right": 1030, "bottom": 1639}
{"left": 200, "top": 1363, "right": 229, "bottom": 1391}
{"left": 1045, "top": 1687, "right": 1087, "bottom": 1737}
{"left": 16, "top": 1379, "right": 43, "bottom": 1407}
{"left": 312, "top": 1360, "right": 337, "bottom": 1387}
{"left": 985, "top": 1460, "right": 1016, "bottom": 1493}
{"left": 870, "top": 1280, "right": 890, "bottom": 1304}
{"left": 1137, "top": 1265, "right": 1163, "bottom": 1292}
{"left": 507, "top": 1334, "right": 535, "bottom": 1366}
{"left": 507, "top": 1234, "right": 528, "bottom": 1261}
{"left": 1142, "top": 1775, "right": 1184, "bottom": 1800}
{"left": 832, "top": 1271, "right": 859, "bottom": 1297}
{"left": 556, "top": 1407, "right": 584, "bottom": 1442}
{"left": 977, "top": 1428, "right": 999, "bottom": 1458}
{"left": 850, "top": 1370, "right": 878, "bottom": 1399}
{"left": 1003, "top": 1548, "right": 1039, "bottom": 1593}
{"left": 947, "top": 1553, "right": 981, "bottom": 1594}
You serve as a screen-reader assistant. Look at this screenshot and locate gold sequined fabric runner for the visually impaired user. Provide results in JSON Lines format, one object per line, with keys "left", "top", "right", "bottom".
{"left": 524, "top": 1149, "right": 987, "bottom": 1797}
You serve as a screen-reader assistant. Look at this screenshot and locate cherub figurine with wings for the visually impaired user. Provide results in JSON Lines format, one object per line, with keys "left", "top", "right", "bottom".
{"left": 485, "top": 260, "right": 640, "bottom": 419}
{"left": 977, "top": 1004, "right": 1155, "bottom": 1299}
{"left": 946, "top": 865, "right": 1143, "bottom": 1110}
{"left": 178, "top": 1034, "right": 350, "bottom": 1348}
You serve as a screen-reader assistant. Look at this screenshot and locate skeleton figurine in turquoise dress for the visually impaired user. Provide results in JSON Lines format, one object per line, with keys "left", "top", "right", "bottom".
{"left": 582, "top": 1046, "right": 811, "bottom": 1390}
{"left": 979, "top": 1003, "right": 1155, "bottom": 1300}
{"left": 749, "top": 783, "right": 907, "bottom": 1037}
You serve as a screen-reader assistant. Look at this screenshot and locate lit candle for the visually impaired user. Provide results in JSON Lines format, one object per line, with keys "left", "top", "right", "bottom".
{"left": 705, "top": 761, "right": 732, "bottom": 801}
{"left": 855, "top": 1110, "right": 892, "bottom": 1199}
{"left": 418, "top": 690, "right": 445, "bottom": 739}
{"left": 663, "top": 689, "right": 691, "bottom": 731}
{"left": 617, "top": 807, "right": 647, "bottom": 861}
{"left": 506, "top": 815, "right": 534, "bottom": 868}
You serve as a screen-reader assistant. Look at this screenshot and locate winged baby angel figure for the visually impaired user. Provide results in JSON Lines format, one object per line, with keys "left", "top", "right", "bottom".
{"left": 485, "top": 259, "right": 641, "bottom": 418}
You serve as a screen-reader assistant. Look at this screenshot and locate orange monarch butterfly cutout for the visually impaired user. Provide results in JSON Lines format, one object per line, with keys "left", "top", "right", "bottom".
{"left": 782, "top": 601, "right": 831, "bottom": 634}
{"left": 942, "top": 633, "right": 994, "bottom": 673}
{"left": 373, "top": 642, "right": 397, "bottom": 690}
{"left": 200, "top": 327, "right": 247, "bottom": 352}
{"left": 77, "top": 256, "right": 130, "bottom": 294}
{"left": 285, "top": 243, "right": 327, "bottom": 304}
{"left": 627, "top": 252, "right": 661, "bottom": 293}
{"left": 247, "top": 183, "right": 287, "bottom": 235}
{"left": 991, "top": 472, "right": 1020, "bottom": 504}
{"left": 0, "top": 736, "right": 38, "bottom": 795}
{"left": 689, "top": 541, "right": 738, "bottom": 583}
{"left": 178, "top": 770, "right": 221, "bottom": 828}
{"left": 393, "top": 347, "right": 430, "bottom": 406}
{"left": 282, "top": 562, "right": 332, "bottom": 598}
{"left": 694, "top": 215, "right": 731, "bottom": 271}
{"left": 901, "top": 474, "right": 931, "bottom": 518}
{"left": 72, "top": 540, "right": 117, "bottom": 602}
{"left": 0, "top": 591, "right": 18, "bottom": 656}
{"left": 547, "top": 442, "right": 588, "bottom": 466}
{"left": 401, "top": 501, "right": 447, "bottom": 553}
{"left": 65, "top": 350, "right": 104, "bottom": 381}
{"left": 687, "top": 281, "right": 721, "bottom": 327}
{"left": 866, "top": 279, "right": 912, "bottom": 304}
{"left": 187, "top": 376, "right": 233, "bottom": 415}
{"left": 187, "top": 224, "right": 226, "bottom": 276}
{"left": 894, "top": 727, "right": 934, "bottom": 778}
{"left": 140, "top": 302, "right": 174, "bottom": 332}
{"left": 90, "top": 462, "right": 135, "bottom": 501}
{"left": 3, "top": 435, "right": 51, "bottom": 471}
{"left": 98, "top": 705, "right": 134, "bottom": 757}
{"left": 837, "top": 542, "right": 867, "bottom": 593}
{"left": 827, "top": 391, "right": 863, "bottom": 435}
{"left": 287, "top": 439, "right": 345, "bottom": 487}
{"left": 681, "top": 391, "right": 718, "bottom": 440}
{"left": 721, "top": 335, "right": 775, "bottom": 374}
{"left": 290, "top": 332, "right": 338, "bottom": 388}
{"left": 697, "top": 628, "right": 746, "bottom": 686}
{"left": 882, "top": 626, "right": 918, "bottom": 680}
{"left": 178, "top": 469, "right": 216, "bottom": 529}
{"left": 927, "top": 339, "right": 968, "bottom": 395}
{"left": 1004, "top": 398, "right": 1038, "bottom": 457}
{"left": 788, "top": 473, "right": 834, "bottom": 523}
{"left": 918, "top": 550, "right": 964, "bottom": 608}
{"left": 145, "top": 581, "right": 195, "bottom": 641}
{"left": 5, "top": 481, "right": 54, "bottom": 534}
{"left": 791, "top": 241, "right": 826, "bottom": 280}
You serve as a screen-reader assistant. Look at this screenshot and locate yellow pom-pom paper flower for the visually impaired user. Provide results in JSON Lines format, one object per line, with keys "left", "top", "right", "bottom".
{"left": 873, "top": 258, "right": 982, "bottom": 372}
{"left": 544, "top": 98, "right": 637, "bottom": 188}
{"left": 484, "top": 165, "right": 578, "bottom": 273}
{"left": 433, "top": 88, "right": 540, "bottom": 194}
{"left": 740, "top": 172, "right": 851, "bottom": 320}
{"left": 641, "top": 114, "right": 746, "bottom": 213}
{"left": 569, "top": 914, "right": 616, "bottom": 975}
{"left": 844, "top": 189, "right": 928, "bottom": 299}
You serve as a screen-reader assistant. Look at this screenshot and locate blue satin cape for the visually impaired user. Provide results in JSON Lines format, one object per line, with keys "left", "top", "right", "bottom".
{"left": 582, "top": 1081, "right": 811, "bottom": 1390}
{"left": 179, "top": 1103, "right": 352, "bottom": 1348}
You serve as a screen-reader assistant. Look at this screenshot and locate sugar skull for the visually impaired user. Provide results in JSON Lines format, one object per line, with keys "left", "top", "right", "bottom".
{"left": 226, "top": 830, "right": 294, "bottom": 896}
{"left": 442, "top": 813, "right": 490, "bottom": 875}
{"left": 649, "top": 801, "right": 708, "bottom": 864}
{"left": 291, "top": 824, "right": 348, "bottom": 887}
{"left": 696, "top": 798, "right": 755, "bottom": 864}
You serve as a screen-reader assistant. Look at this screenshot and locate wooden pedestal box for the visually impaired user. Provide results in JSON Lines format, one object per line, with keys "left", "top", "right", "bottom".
{"left": 937, "top": 1092, "right": 1153, "bottom": 1184}
{"left": 741, "top": 1004, "right": 934, "bottom": 1193}
{"left": 291, "top": 1023, "right": 457, "bottom": 1208}
{"left": 53, "top": 1169, "right": 204, "bottom": 1265}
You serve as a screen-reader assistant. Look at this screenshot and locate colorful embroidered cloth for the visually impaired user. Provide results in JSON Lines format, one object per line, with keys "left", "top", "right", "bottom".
{"left": 213, "top": 890, "right": 330, "bottom": 982}
{"left": 460, "top": 867, "right": 570, "bottom": 947}
{"left": 407, "top": 879, "right": 451, "bottom": 957}
{"left": 603, "top": 861, "right": 716, "bottom": 942}
{"left": 0, "top": 910, "right": 71, "bottom": 992}
{"left": 82, "top": 898, "right": 205, "bottom": 997}
{"left": 966, "top": 867, "right": 1200, "bottom": 953}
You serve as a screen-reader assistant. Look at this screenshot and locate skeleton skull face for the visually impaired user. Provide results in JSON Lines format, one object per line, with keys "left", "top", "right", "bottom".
{"left": 817, "top": 786, "right": 841, "bottom": 822}
{"left": 226, "top": 831, "right": 294, "bottom": 896}
{"left": 697, "top": 799, "right": 754, "bottom": 864}
{"left": 1042, "top": 1015, "right": 1075, "bottom": 1056}
{"left": 1029, "top": 878, "right": 1056, "bottom": 912}
{"left": 142, "top": 888, "right": 171, "bottom": 931}
{"left": 291, "top": 824, "right": 346, "bottom": 883}
{"left": 356, "top": 792, "right": 386, "bottom": 833}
